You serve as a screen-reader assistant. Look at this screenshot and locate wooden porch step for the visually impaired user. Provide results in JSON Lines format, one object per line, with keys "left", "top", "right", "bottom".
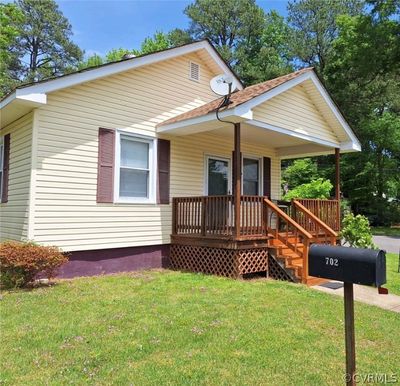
{"left": 277, "top": 251, "right": 302, "bottom": 260}
{"left": 278, "top": 245, "right": 304, "bottom": 253}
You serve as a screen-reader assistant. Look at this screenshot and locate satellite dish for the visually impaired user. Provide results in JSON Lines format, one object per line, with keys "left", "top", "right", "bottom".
{"left": 210, "top": 74, "right": 238, "bottom": 96}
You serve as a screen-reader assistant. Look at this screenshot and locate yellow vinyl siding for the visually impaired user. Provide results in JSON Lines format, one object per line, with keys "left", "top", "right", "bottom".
{"left": 167, "top": 132, "right": 280, "bottom": 199}
{"left": 32, "top": 51, "right": 280, "bottom": 251}
{"left": 0, "top": 112, "right": 33, "bottom": 241}
{"left": 32, "top": 53, "right": 218, "bottom": 250}
{"left": 253, "top": 84, "right": 340, "bottom": 144}
{"left": 33, "top": 130, "right": 280, "bottom": 251}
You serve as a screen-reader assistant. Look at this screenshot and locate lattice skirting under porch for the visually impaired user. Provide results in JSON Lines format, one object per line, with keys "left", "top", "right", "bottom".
{"left": 170, "top": 244, "right": 268, "bottom": 278}
{"left": 268, "top": 254, "right": 295, "bottom": 282}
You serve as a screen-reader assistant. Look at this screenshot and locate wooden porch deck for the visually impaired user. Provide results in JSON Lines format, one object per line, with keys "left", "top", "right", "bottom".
{"left": 170, "top": 196, "right": 340, "bottom": 285}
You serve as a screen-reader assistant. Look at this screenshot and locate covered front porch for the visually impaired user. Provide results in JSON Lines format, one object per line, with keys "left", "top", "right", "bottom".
{"left": 157, "top": 68, "right": 360, "bottom": 284}
{"left": 166, "top": 118, "right": 342, "bottom": 284}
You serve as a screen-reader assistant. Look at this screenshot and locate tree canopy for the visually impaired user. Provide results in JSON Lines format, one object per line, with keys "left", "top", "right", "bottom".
{"left": 1, "top": 0, "right": 399, "bottom": 224}
{"left": 0, "top": 3, "right": 24, "bottom": 95}
{"left": 11, "top": 0, "right": 82, "bottom": 82}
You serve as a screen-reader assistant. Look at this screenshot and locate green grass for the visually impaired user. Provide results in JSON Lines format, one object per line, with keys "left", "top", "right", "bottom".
{"left": 372, "top": 226, "right": 400, "bottom": 237}
{"left": 387, "top": 253, "right": 400, "bottom": 296}
{"left": 1, "top": 271, "right": 399, "bottom": 385}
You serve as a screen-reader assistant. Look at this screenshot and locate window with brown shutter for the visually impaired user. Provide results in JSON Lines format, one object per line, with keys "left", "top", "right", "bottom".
{"left": 97, "top": 128, "right": 115, "bottom": 203}
{"left": 263, "top": 157, "right": 272, "bottom": 199}
{"left": 1, "top": 134, "right": 10, "bottom": 203}
{"left": 157, "top": 139, "right": 170, "bottom": 204}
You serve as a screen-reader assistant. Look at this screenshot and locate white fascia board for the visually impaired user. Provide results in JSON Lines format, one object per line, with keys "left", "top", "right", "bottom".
{"left": 276, "top": 137, "right": 360, "bottom": 159}
{"left": 17, "top": 92, "right": 47, "bottom": 105}
{"left": 157, "top": 106, "right": 252, "bottom": 133}
{"left": 0, "top": 90, "right": 47, "bottom": 110}
{"left": 277, "top": 144, "right": 335, "bottom": 158}
{"left": 308, "top": 72, "right": 361, "bottom": 149}
{"left": 8, "top": 40, "right": 240, "bottom": 101}
{"left": 340, "top": 140, "right": 361, "bottom": 152}
{"left": 249, "top": 119, "right": 339, "bottom": 148}
{"left": 0, "top": 91, "right": 16, "bottom": 109}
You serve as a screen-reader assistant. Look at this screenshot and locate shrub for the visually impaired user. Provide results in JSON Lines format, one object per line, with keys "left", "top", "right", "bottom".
{"left": 282, "top": 158, "right": 318, "bottom": 189}
{"left": 0, "top": 241, "right": 68, "bottom": 288}
{"left": 283, "top": 178, "right": 333, "bottom": 200}
{"left": 340, "top": 213, "right": 376, "bottom": 249}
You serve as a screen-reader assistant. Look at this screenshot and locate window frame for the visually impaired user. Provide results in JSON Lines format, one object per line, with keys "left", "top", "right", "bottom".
{"left": 114, "top": 131, "right": 157, "bottom": 204}
{"left": 242, "top": 155, "right": 263, "bottom": 196}
{"left": 0, "top": 136, "right": 4, "bottom": 202}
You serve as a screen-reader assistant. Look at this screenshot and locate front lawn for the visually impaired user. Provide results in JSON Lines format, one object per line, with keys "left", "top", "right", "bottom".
{"left": 387, "top": 252, "right": 400, "bottom": 296}
{"left": 1, "top": 271, "right": 399, "bottom": 385}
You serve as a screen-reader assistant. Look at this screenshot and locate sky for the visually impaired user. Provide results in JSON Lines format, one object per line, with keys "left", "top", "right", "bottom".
{"left": 56, "top": 0, "right": 289, "bottom": 58}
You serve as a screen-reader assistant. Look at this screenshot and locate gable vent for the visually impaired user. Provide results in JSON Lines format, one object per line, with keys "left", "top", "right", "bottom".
{"left": 189, "top": 61, "right": 200, "bottom": 81}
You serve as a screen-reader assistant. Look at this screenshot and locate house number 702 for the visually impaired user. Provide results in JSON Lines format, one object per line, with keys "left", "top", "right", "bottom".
{"left": 325, "top": 257, "right": 339, "bottom": 266}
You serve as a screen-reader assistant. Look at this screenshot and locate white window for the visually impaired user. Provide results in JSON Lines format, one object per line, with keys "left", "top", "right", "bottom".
{"left": 189, "top": 61, "right": 200, "bottom": 82}
{"left": 0, "top": 136, "right": 3, "bottom": 200}
{"left": 242, "top": 157, "right": 262, "bottom": 196}
{"left": 115, "top": 132, "right": 156, "bottom": 203}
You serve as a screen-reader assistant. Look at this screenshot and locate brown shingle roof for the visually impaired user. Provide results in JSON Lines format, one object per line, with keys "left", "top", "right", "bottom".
{"left": 158, "top": 67, "right": 314, "bottom": 127}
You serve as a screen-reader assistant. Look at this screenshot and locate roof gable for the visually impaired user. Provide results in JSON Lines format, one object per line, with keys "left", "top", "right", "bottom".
{"left": 157, "top": 68, "right": 361, "bottom": 152}
{"left": 1, "top": 40, "right": 241, "bottom": 105}
{"left": 157, "top": 68, "right": 313, "bottom": 127}
{"left": 253, "top": 83, "right": 340, "bottom": 144}
{"left": 1, "top": 40, "right": 242, "bottom": 128}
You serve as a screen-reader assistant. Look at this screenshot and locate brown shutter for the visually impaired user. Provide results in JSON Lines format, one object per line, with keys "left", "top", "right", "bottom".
{"left": 157, "top": 139, "right": 170, "bottom": 204}
{"left": 1, "top": 134, "right": 10, "bottom": 203}
{"left": 97, "top": 128, "right": 115, "bottom": 203}
{"left": 263, "top": 156, "right": 271, "bottom": 199}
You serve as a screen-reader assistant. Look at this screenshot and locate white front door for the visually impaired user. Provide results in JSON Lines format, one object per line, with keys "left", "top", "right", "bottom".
{"left": 205, "top": 156, "right": 231, "bottom": 196}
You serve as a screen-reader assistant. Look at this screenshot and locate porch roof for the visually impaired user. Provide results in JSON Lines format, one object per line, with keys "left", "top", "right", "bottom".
{"left": 157, "top": 67, "right": 313, "bottom": 127}
{"left": 157, "top": 68, "right": 361, "bottom": 156}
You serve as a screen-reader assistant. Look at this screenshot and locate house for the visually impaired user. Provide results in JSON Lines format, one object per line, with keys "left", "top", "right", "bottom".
{"left": 0, "top": 40, "right": 360, "bottom": 283}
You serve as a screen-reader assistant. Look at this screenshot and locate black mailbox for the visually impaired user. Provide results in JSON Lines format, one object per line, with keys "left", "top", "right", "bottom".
{"left": 309, "top": 244, "right": 386, "bottom": 287}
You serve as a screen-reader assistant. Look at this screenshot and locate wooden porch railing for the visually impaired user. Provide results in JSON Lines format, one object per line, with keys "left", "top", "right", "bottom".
{"left": 264, "top": 198, "right": 312, "bottom": 283}
{"left": 172, "top": 195, "right": 267, "bottom": 239}
{"left": 296, "top": 198, "right": 340, "bottom": 232}
{"left": 172, "top": 196, "right": 341, "bottom": 283}
{"left": 292, "top": 200, "right": 338, "bottom": 245}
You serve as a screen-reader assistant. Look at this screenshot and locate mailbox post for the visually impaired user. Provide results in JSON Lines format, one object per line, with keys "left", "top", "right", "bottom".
{"left": 309, "top": 245, "right": 386, "bottom": 386}
{"left": 344, "top": 282, "right": 356, "bottom": 385}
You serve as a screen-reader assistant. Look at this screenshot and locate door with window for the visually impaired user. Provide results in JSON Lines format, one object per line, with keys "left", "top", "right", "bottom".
{"left": 205, "top": 156, "right": 231, "bottom": 233}
{"left": 206, "top": 156, "right": 231, "bottom": 196}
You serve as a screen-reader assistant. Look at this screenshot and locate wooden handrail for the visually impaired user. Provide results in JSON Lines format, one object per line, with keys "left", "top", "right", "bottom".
{"left": 264, "top": 198, "right": 313, "bottom": 239}
{"left": 293, "top": 200, "right": 338, "bottom": 238}
{"left": 264, "top": 198, "right": 312, "bottom": 283}
{"left": 296, "top": 198, "right": 340, "bottom": 232}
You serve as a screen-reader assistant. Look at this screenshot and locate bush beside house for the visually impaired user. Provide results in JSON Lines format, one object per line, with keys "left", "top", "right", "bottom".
{"left": 0, "top": 241, "right": 68, "bottom": 288}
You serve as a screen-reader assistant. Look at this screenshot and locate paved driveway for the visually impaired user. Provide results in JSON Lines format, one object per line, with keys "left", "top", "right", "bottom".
{"left": 373, "top": 235, "right": 400, "bottom": 253}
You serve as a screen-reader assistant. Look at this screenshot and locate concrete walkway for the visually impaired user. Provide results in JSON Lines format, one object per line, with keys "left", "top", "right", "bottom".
{"left": 313, "top": 281, "right": 400, "bottom": 313}
{"left": 373, "top": 235, "right": 400, "bottom": 254}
